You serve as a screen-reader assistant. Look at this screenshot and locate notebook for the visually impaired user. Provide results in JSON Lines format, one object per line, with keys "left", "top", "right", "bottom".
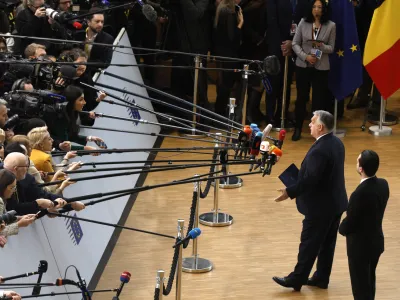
{"left": 278, "top": 163, "right": 299, "bottom": 188}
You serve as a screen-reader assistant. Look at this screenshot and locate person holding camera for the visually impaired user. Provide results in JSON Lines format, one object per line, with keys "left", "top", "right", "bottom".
{"left": 0, "top": 169, "right": 36, "bottom": 242}
{"left": 291, "top": 0, "right": 336, "bottom": 141}
{"left": 15, "top": 0, "right": 54, "bottom": 56}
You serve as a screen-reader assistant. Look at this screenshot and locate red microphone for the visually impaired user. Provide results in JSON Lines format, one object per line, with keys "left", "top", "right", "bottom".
{"left": 277, "top": 129, "right": 286, "bottom": 149}
{"left": 72, "top": 22, "right": 83, "bottom": 29}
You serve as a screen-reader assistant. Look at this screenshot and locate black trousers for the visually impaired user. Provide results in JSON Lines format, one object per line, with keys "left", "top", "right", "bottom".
{"left": 288, "top": 213, "right": 342, "bottom": 284}
{"left": 294, "top": 66, "right": 331, "bottom": 129}
{"left": 348, "top": 253, "right": 381, "bottom": 300}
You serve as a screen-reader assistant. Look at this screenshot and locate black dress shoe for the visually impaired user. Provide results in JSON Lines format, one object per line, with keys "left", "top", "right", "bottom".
{"left": 292, "top": 128, "right": 301, "bottom": 141}
{"left": 272, "top": 276, "right": 302, "bottom": 291}
{"left": 307, "top": 277, "right": 328, "bottom": 289}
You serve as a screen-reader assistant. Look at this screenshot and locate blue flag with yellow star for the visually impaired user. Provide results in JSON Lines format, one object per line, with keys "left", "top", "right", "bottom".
{"left": 328, "top": 0, "right": 362, "bottom": 101}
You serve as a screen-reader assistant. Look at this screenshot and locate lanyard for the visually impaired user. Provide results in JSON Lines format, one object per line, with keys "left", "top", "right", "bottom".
{"left": 312, "top": 24, "right": 322, "bottom": 41}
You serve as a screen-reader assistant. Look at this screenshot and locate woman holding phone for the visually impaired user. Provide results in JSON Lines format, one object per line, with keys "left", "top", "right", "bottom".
{"left": 291, "top": 0, "right": 336, "bottom": 141}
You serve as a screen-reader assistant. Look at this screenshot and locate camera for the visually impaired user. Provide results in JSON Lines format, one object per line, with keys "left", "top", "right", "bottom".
{"left": 3, "top": 114, "right": 20, "bottom": 131}
{"left": 0, "top": 210, "right": 17, "bottom": 225}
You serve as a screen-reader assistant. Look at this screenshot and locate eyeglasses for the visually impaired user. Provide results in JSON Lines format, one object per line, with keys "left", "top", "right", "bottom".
{"left": 16, "top": 158, "right": 30, "bottom": 168}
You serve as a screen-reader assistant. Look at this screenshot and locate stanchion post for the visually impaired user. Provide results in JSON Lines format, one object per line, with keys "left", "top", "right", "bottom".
{"left": 218, "top": 98, "right": 243, "bottom": 189}
{"left": 333, "top": 99, "right": 346, "bottom": 138}
{"left": 241, "top": 65, "right": 249, "bottom": 126}
{"left": 199, "top": 134, "right": 233, "bottom": 227}
{"left": 182, "top": 176, "right": 213, "bottom": 273}
{"left": 185, "top": 55, "right": 205, "bottom": 137}
{"left": 175, "top": 219, "right": 184, "bottom": 300}
{"left": 368, "top": 96, "right": 392, "bottom": 136}
{"left": 155, "top": 270, "right": 164, "bottom": 300}
{"left": 274, "top": 56, "right": 293, "bottom": 132}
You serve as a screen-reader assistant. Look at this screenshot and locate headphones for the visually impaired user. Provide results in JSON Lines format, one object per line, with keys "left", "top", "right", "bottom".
{"left": 11, "top": 78, "right": 27, "bottom": 91}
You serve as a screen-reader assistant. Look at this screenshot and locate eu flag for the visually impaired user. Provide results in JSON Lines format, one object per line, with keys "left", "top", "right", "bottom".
{"left": 328, "top": 0, "right": 363, "bottom": 101}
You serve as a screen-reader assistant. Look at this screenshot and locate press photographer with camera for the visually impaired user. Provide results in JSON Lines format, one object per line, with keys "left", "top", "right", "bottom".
{"left": 15, "top": 0, "right": 54, "bottom": 55}
{"left": 0, "top": 169, "right": 36, "bottom": 240}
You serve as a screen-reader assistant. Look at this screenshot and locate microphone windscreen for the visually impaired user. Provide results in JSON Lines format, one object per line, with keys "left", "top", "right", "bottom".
{"left": 142, "top": 4, "right": 158, "bottom": 22}
{"left": 262, "top": 124, "right": 273, "bottom": 141}
{"left": 260, "top": 141, "right": 269, "bottom": 153}
{"left": 9, "top": 63, "right": 35, "bottom": 78}
{"left": 263, "top": 55, "right": 280, "bottom": 76}
{"left": 72, "top": 22, "right": 83, "bottom": 29}
{"left": 120, "top": 271, "right": 131, "bottom": 283}
{"left": 271, "top": 147, "right": 283, "bottom": 158}
{"left": 278, "top": 129, "right": 286, "bottom": 141}
{"left": 60, "top": 65, "right": 77, "bottom": 79}
{"left": 243, "top": 125, "right": 252, "bottom": 136}
{"left": 188, "top": 228, "right": 201, "bottom": 239}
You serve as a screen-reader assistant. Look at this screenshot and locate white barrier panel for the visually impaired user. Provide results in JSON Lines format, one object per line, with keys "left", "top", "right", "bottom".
{"left": 0, "top": 28, "right": 160, "bottom": 299}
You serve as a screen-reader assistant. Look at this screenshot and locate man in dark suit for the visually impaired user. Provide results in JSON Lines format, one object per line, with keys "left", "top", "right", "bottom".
{"left": 339, "top": 150, "right": 389, "bottom": 300}
{"left": 75, "top": 7, "right": 114, "bottom": 72}
{"left": 273, "top": 110, "right": 348, "bottom": 291}
{"left": 263, "top": 0, "right": 308, "bottom": 126}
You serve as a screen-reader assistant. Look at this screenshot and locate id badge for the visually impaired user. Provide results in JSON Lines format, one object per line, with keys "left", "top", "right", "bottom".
{"left": 310, "top": 48, "right": 322, "bottom": 60}
{"left": 290, "top": 23, "right": 297, "bottom": 36}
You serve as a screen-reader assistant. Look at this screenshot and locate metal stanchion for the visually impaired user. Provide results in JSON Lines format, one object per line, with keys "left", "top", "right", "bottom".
{"left": 215, "top": 98, "right": 243, "bottom": 189}
{"left": 185, "top": 55, "right": 205, "bottom": 137}
{"left": 273, "top": 56, "right": 294, "bottom": 132}
{"left": 333, "top": 99, "right": 346, "bottom": 138}
{"left": 182, "top": 176, "right": 213, "bottom": 273}
{"left": 175, "top": 219, "right": 184, "bottom": 300}
{"left": 369, "top": 96, "right": 392, "bottom": 136}
{"left": 241, "top": 65, "right": 249, "bottom": 126}
{"left": 155, "top": 270, "right": 164, "bottom": 300}
{"left": 199, "top": 134, "right": 234, "bottom": 227}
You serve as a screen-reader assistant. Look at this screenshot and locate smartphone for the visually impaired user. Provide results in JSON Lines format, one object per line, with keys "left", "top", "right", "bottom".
{"left": 95, "top": 140, "right": 108, "bottom": 149}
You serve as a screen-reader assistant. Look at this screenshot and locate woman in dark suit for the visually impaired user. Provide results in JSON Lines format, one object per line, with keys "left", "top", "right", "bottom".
{"left": 291, "top": 0, "right": 336, "bottom": 141}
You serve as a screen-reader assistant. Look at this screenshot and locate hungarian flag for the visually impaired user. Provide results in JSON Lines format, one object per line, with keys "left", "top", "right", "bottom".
{"left": 363, "top": 0, "right": 400, "bottom": 99}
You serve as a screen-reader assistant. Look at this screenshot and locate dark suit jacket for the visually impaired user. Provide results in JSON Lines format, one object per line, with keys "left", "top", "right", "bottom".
{"left": 74, "top": 30, "right": 114, "bottom": 71}
{"left": 6, "top": 173, "right": 59, "bottom": 215}
{"left": 286, "top": 133, "right": 348, "bottom": 217}
{"left": 339, "top": 177, "right": 389, "bottom": 258}
{"left": 265, "top": 0, "right": 309, "bottom": 56}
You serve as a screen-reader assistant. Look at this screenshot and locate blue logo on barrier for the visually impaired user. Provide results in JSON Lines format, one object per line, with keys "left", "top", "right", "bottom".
{"left": 122, "top": 88, "right": 141, "bottom": 126}
{"left": 65, "top": 213, "right": 83, "bottom": 245}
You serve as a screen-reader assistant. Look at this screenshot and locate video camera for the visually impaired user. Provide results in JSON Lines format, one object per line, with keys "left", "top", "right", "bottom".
{"left": 3, "top": 90, "right": 67, "bottom": 121}
{"left": 1, "top": 54, "right": 78, "bottom": 91}
{"left": 0, "top": 210, "right": 17, "bottom": 225}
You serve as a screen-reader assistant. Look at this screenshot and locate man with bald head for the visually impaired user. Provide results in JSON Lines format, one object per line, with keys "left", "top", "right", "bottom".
{"left": 3, "top": 152, "right": 67, "bottom": 215}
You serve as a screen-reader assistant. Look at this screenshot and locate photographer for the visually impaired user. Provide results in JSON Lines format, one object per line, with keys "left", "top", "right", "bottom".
{"left": 24, "top": 43, "right": 47, "bottom": 59}
{"left": 0, "top": 99, "right": 14, "bottom": 142}
{"left": 15, "top": 0, "right": 54, "bottom": 56}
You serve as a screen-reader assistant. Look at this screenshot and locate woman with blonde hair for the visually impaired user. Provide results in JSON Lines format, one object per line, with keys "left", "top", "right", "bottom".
{"left": 27, "top": 127, "right": 81, "bottom": 182}
{"left": 11, "top": 135, "right": 72, "bottom": 195}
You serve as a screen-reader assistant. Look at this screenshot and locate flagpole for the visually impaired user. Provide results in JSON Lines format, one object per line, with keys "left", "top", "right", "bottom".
{"left": 368, "top": 96, "right": 392, "bottom": 136}
{"left": 333, "top": 98, "right": 346, "bottom": 138}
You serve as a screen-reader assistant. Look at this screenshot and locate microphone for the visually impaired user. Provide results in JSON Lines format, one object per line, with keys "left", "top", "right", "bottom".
{"left": 262, "top": 124, "right": 273, "bottom": 141}
{"left": 172, "top": 228, "right": 201, "bottom": 248}
{"left": 263, "top": 55, "right": 281, "bottom": 76}
{"left": 137, "top": 0, "right": 158, "bottom": 22}
{"left": 60, "top": 65, "right": 78, "bottom": 79}
{"left": 277, "top": 129, "right": 286, "bottom": 149}
{"left": 76, "top": 269, "right": 91, "bottom": 300}
{"left": 55, "top": 278, "right": 79, "bottom": 286}
{"left": 72, "top": 21, "right": 83, "bottom": 29}
{"left": 32, "top": 260, "right": 48, "bottom": 296}
{"left": 264, "top": 146, "right": 283, "bottom": 177}
{"left": 113, "top": 271, "right": 131, "bottom": 300}
{"left": 259, "top": 141, "right": 270, "bottom": 171}
{"left": 249, "top": 132, "right": 262, "bottom": 171}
